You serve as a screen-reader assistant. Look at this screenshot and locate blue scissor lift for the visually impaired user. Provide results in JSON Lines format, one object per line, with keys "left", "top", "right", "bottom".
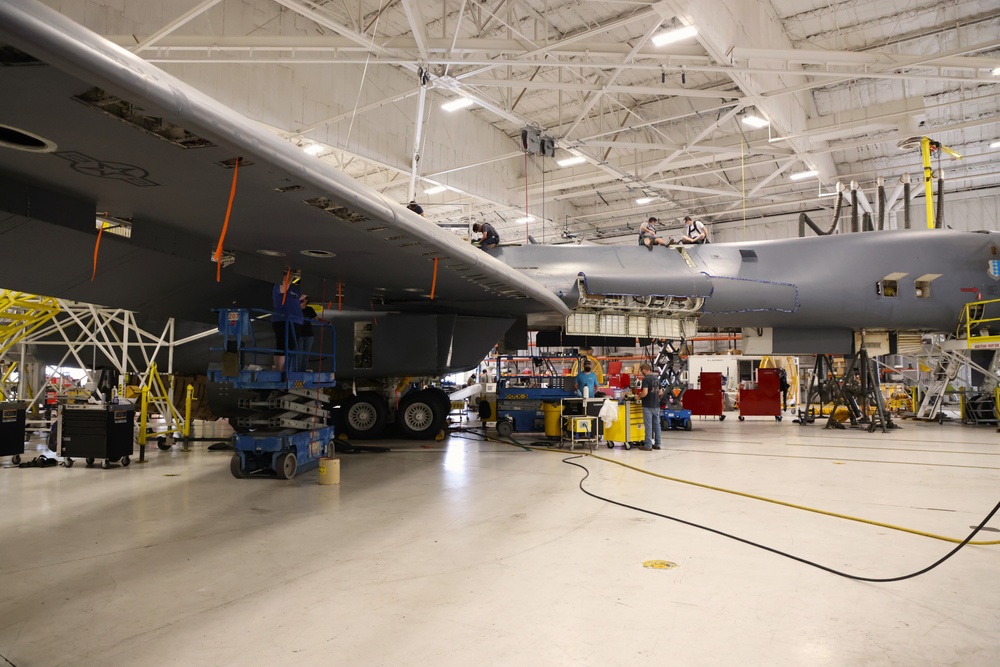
{"left": 208, "top": 309, "right": 336, "bottom": 480}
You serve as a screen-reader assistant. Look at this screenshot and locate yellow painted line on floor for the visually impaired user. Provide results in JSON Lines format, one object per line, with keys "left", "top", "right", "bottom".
{"left": 505, "top": 440, "right": 1000, "bottom": 547}
{"left": 665, "top": 448, "right": 1000, "bottom": 471}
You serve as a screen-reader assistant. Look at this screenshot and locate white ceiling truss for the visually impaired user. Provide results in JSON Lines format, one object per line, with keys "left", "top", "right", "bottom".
{"left": 44, "top": 0, "right": 1000, "bottom": 243}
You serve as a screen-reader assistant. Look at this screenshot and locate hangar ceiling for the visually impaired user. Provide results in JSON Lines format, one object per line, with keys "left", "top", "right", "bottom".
{"left": 41, "top": 0, "right": 1000, "bottom": 244}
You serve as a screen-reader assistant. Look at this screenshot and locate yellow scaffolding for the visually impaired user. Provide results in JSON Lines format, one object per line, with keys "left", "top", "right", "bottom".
{"left": 961, "top": 298, "right": 1000, "bottom": 349}
{"left": 0, "top": 290, "right": 62, "bottom": 359}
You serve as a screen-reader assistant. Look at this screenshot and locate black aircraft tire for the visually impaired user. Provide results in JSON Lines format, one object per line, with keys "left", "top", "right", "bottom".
{"left": 398, "top": 391, "right": 444, "bottom": 439}
{"left": 341, "top": 392, "right": 389, "bottom": 439}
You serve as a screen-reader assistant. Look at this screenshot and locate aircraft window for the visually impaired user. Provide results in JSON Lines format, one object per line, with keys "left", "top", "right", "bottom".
{"left": 915, "top": 279, "right": 931, "bottom": 298}
{"left": 881, "top": 279, "right": 898, "bottom": 297}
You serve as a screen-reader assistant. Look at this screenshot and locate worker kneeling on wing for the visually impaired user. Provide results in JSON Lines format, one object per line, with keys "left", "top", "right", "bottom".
{"left": 472, "top": 222, "right": 500, "bottom": 250}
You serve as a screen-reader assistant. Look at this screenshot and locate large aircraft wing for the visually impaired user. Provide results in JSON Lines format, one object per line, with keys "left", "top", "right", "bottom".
{"left": 0, "top": 0, "right": 570, "bottom": 323}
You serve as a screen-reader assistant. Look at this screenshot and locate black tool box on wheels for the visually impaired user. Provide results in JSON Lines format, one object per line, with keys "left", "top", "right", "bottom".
{"left": 0, "top": 401, "right": 27, "bottom": 465}
{"left": 55, "top": 404, "right": 135, "bottom": 468}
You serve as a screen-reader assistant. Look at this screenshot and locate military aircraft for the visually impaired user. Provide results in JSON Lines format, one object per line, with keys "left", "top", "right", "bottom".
{"left": 1, "top": 0, "right": 997, "bottom": 439}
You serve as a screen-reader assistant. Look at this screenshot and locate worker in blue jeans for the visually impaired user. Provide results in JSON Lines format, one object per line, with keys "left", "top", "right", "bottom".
{"left": 637, "top": 363, "right": 662, "bottom": 450}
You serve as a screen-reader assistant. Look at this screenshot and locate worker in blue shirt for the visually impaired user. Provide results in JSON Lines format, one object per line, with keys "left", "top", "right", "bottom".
{"left": 575, "top": 361, "right": 599, "bottom": 398}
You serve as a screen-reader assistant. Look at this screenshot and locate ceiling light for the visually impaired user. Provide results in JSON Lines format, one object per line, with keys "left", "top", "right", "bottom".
{"left": 516, "top": 216, "right": 535, "bottom": 224}
{"left": 442, "top": 97, "right": 474, "bottom": 112}
{"left": 742, "top": 115, "right": 769, "bottom": 129}
{"left": 993, "top": 68, "right": 1000, "bottom": 76}
{"left": 424, "top": 185, "right": 448, "bottom": 195}
{"left": 256, "top": 249, "right": 287, "bottom": 257}
{"left": 557, "top": 155, "right": 587, "bottom": 167}
{"left": 300, "top": 249, "right": 336, "bottom": 258}
{"left": 789, "top": 170, "right": 818, "bottom": 181}
{"left": 991, "top": 140, "right": 1000, "bottom": 148}
{"left": 302, "top": 143, "right": 324, "bottom": 155}
{"left": 635, "top": 197, "right": 655, "bottom": 205}
{"left": 651, "top": 25, "right": 698, "bottom": 47}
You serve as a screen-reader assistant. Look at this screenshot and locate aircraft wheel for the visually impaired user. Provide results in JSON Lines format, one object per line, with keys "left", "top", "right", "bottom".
{"left": 684, "top": 418, "right": 692, "bottom": 431}
{"left": 230, "top": 453, "right": 247, "bottom": 479}
{"left": 495, "top": 418, "right": 514, "bottom": 438}
{"left": 276, "top": 452, "right": 297, "bottom": 480}
{"left": 398, "top": 391, "right": 446, "bottom": 439}
{"left": 420, "top": 388, "right": 451, "bottom": 426}
{"left": 341, "top": 392, "right": 389, "bottom": 439}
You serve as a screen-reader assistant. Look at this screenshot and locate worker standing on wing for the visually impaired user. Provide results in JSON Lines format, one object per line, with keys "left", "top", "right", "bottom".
{"left": 637, "top": 363, "right": 662, "bottom": 450}
{"left": 680, "top": 215, "right": 709, "bottom": 244}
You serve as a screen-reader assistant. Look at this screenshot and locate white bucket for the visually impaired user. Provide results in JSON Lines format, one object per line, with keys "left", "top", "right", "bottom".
{"left": 317, "top": 457, "right": 340, "bottom": 485}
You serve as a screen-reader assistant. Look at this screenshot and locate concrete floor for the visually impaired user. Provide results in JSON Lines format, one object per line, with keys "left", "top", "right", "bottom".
{"left": 1, "top": 414, "right": 999, "bottom": 666}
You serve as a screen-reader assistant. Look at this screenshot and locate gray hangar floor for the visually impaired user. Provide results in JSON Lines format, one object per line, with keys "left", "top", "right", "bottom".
{"left": 1, "top": 415, "right": 998, "bottom": 666}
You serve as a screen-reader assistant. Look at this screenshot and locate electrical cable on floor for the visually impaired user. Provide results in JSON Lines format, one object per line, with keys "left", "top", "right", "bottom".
{"left": 430, "top": 426, "right": 1000, "bottom": 550}
{"left": 488, "top": 433, "right": 1000, "bottom": 546}
{"left": 561, "top": 454, "right": 1000, "bottom": 583}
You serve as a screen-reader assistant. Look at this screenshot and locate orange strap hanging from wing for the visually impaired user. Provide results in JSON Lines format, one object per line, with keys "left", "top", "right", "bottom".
{"left": 91, "top": 223, "right": 105, "bottom": 282}
{"left": 213, "top": 157, "right": 240, "bottom": 282}
{"left": 280, "top": 267, "right": 292, "bottom": 305}
{"left": 430, "top": 257, "right": 439, "bottom": 300}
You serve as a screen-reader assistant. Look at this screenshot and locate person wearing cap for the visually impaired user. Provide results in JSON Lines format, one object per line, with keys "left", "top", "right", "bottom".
{"left": 472, "top": 222, "right": 500, "bottom": 250}
{"left": 575, "top": 361, "right": 599, "bottom": 398}
{"left": 638, "top": 216, "right": 672, "bottom": 251}
{"left": 271, "top": 271, "right": 303, "bottom": 372}
{"left": 680, "top": 215, "right": 709, "bottom": 244}
{"left": 407, "top": 201, "right": 425, "bottom": 216}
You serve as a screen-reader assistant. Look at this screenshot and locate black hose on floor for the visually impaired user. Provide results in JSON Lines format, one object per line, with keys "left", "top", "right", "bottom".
{"left": 562, "top": 455, "right": 1000, "bottom": 583}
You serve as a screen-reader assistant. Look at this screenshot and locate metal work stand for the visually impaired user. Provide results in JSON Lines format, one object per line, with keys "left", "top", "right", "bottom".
{"left": 824, "top": 348, "right": 894, "bottom": 433}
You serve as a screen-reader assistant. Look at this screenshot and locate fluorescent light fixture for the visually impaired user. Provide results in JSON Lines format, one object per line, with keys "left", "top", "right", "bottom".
{"left": 789, "top": 170, "right": 819, "bottom": 181}
{"left": 635, "top": 197, "right": 655, "bottom": 205}
{"left": 442, "top": 97, "right": 474, "bottom": 112}
{"left": 302, "top": 143, "right": 324, "bottom": 155}
{"left": 651, "top": 25, "right": 698, "bottom": 47}
{"left": 424, "top": 185, "right": 448, "bottom": 195}
{"left": 516, "top": 216, "right": 535, "bottom": 224}
{"left": 742, "top": 115, "right": 769, "bottom": 129}
{"left": 557, "top": 155, "right": 587, "bottom": 167}
{"left": 991, "top": 140, "right": 1000, "bottom": 148}
{"left": 993, "top": 68, "right": 1000, "bottom": 75}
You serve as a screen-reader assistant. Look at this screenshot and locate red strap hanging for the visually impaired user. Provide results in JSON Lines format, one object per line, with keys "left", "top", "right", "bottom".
{"left": 430, "top": 257, "right": 439, "bottom": 300}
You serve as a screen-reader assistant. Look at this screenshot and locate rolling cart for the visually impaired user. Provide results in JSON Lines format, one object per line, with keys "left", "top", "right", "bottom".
{"left": 54, "top": 402, "right": 135, "bottom": 468}
{"left": 604, "top": 400, "right": 646, "bottom": 449}
{"left": 1, "top": 401, "right": 27, "bottom": 465}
